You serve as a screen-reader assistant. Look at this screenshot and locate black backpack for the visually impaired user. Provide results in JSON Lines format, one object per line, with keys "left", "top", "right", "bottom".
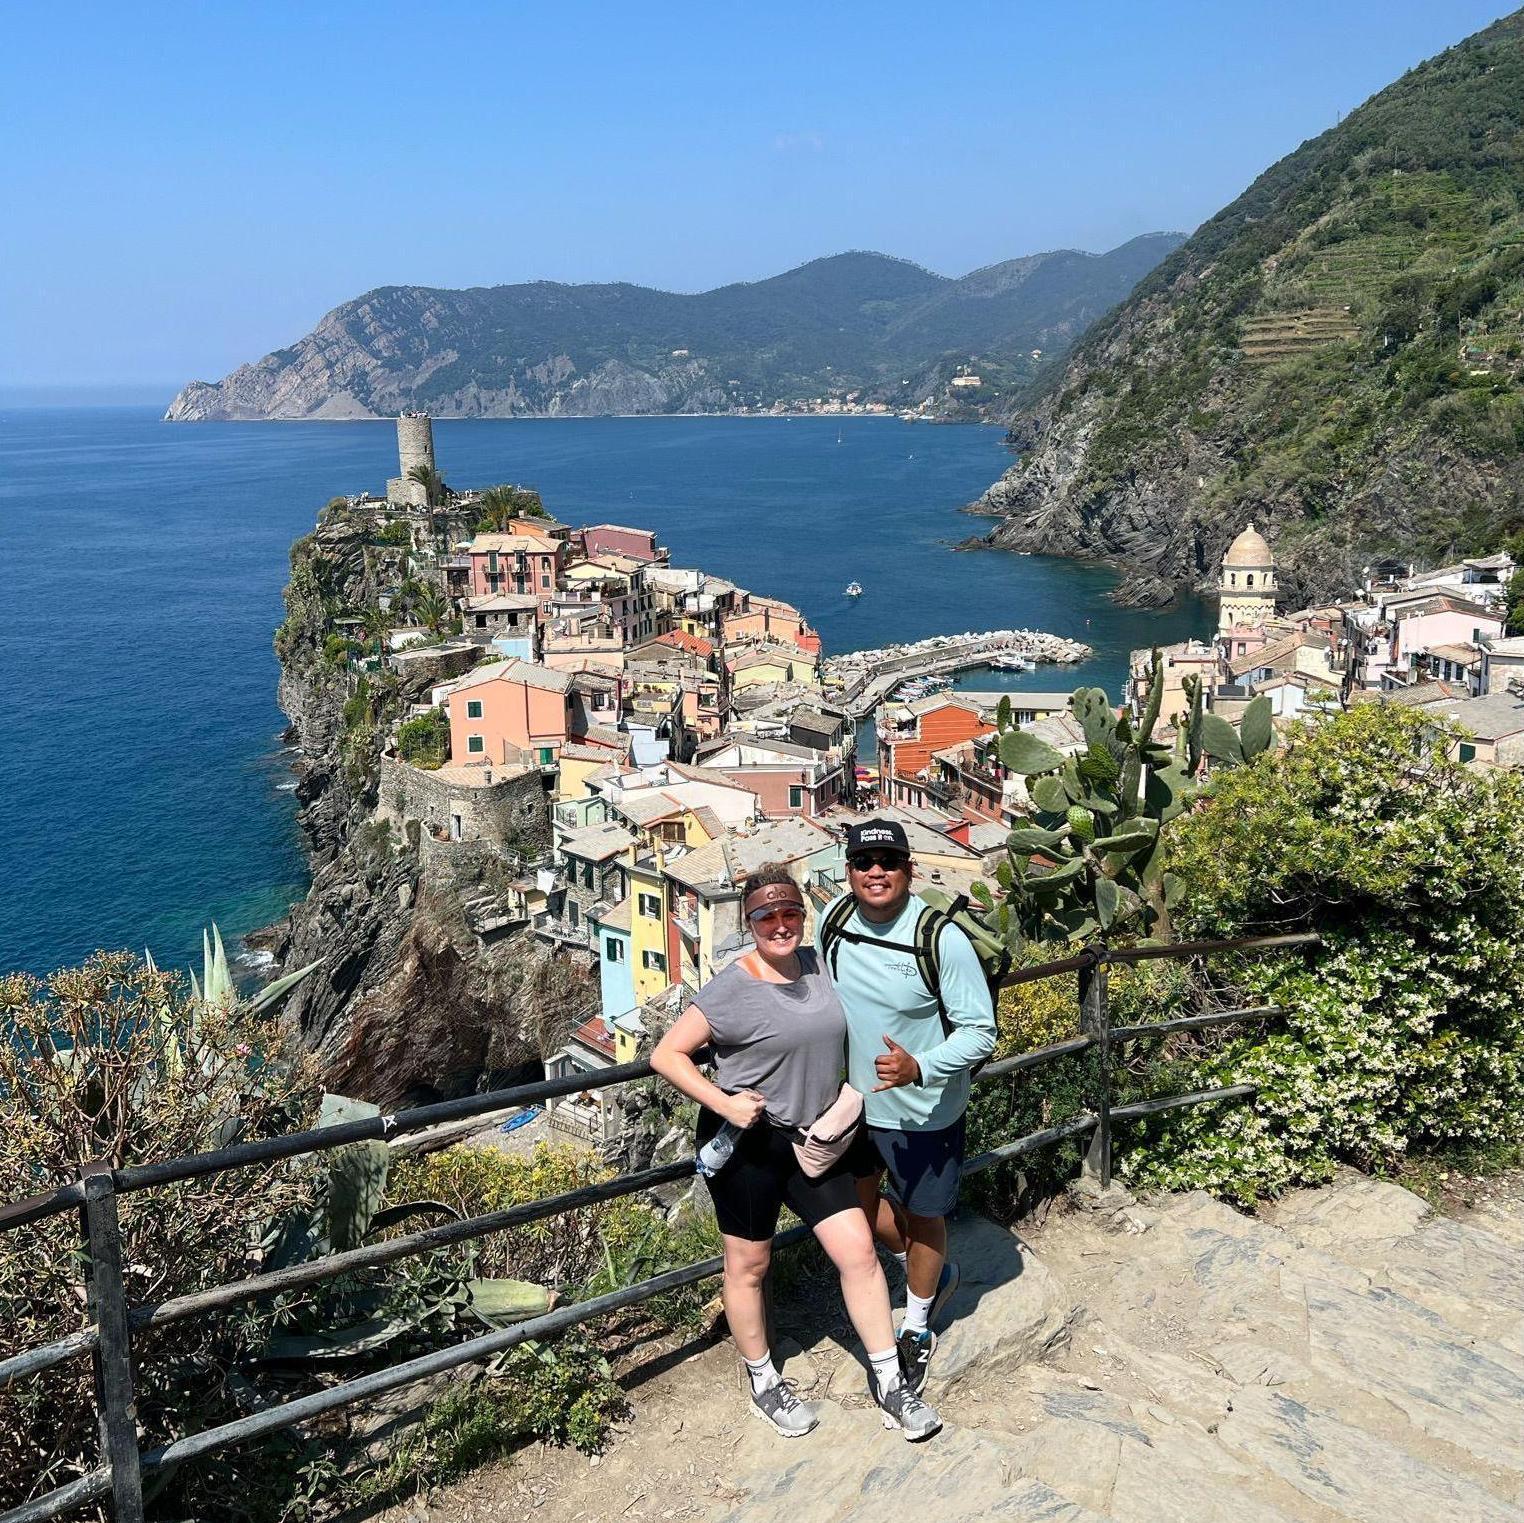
{"left": 818, "top": 890, "right": 1008, "bottom": 1072}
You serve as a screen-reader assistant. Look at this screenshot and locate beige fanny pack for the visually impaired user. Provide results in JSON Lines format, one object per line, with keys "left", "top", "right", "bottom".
{"left": 791, "top": 1084, "right": 864, "bottom": 1177}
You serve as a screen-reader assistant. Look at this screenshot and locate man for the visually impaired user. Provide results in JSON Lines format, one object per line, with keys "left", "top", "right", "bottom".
{"left": 822, "top": 819, "right": 996, "bottom": 1392}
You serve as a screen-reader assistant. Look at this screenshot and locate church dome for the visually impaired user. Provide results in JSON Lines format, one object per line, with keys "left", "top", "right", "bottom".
{"left": 1223, "top": 522, "right": 1274, "bottom": 568}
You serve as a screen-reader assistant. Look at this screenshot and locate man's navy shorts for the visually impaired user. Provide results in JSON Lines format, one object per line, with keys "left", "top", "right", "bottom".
{"left": 848, "top": 1115, "right": 966, "bottom": 1218}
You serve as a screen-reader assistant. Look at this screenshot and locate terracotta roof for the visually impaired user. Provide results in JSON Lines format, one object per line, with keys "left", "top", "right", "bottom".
{"left": 727, "top": 645, "right": 804, "bottom": 671}
{"left": 570, "top": 1016, "right": 617, "bottom": 1059}
{"left": 1425, "top": 643, "right": 1482, "bottom": 665}
{"left": 661, "top": 817, "right": 832, "bottom": 891}
{"left": 575, "top": 724, "right": 630, "bottom": 752}
{"left": 471, "top": 532, "right": 558, "bottom": 553}
{"left": 597, "top": 897, "right": 632, "bottom": 932}
{"left": 1378, "top": 679, "right": 1470, "bottom": 708}
{"left": 561, "top": 741, "right": 614, "bottom": 762}
{"left": 653, "top": 629, "right": 715, "bottom": 659}
{"left": 463, "top": 593, "right": 540, "bottom": 612}
{"left": 1228, "top": 632, "right": 1325, "bottom": 679}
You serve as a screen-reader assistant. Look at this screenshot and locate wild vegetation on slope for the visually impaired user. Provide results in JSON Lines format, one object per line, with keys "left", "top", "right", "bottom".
{"left": 982, "top": 10, "right": 1524, "bottom": 607}
{"left": 971, "top": 699, "right": 1524, "bottom": 1211}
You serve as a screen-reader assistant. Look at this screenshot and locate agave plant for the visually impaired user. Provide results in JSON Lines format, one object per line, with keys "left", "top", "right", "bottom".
{"left": 985, "top": 650, "right": 1275, "bottom": 945}
{"left": 259, "top": 1093, "right": 552, "bottom": 1363}
{"left": 143, "top": 925, "right": 318, "bottom": 1086}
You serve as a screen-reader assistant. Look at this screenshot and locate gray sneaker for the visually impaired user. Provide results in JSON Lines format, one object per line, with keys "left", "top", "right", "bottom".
{"left": 875, "top": 1377, "right": 942, "bottom": 1442}
{"left": 749, "top": 1379, "right": 819, "bottom": 1437}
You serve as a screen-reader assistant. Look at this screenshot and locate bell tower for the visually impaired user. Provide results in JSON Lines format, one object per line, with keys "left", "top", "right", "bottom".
{"left": 1219, "top": 522, "right": 1277, "bottom": 632}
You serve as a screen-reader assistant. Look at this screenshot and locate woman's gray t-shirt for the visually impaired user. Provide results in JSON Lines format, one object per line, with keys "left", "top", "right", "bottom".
{"left": 694, "top": 949, "right": 847, "bottom": 1130}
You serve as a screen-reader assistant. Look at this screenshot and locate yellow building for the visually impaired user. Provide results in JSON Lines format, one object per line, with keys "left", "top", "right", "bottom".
{"left": 625, "top": 849, "right": 674, "bottom": 1000}
{"left": 1218, "top": 523, "right": 1278, "bottom": 632}
{"left": 726, "top": 642, "right": 821, "bottom": 693}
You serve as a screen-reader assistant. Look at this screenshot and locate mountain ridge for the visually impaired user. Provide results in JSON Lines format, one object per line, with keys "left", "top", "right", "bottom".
{"left": 164, "top": 236, "right": 1183, "bottom": 422}
{"left": 973, "top": 10, "right": 1524, "bottom": 608}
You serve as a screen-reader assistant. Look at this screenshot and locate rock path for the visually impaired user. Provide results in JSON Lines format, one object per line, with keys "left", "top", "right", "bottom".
{"left": 375, "top": 1171, "right": 1523, "bottom": 1523}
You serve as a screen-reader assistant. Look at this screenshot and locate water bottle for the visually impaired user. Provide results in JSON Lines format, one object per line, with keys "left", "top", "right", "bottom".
{"left": 695, "top": 1120, "right": 741, "bottom": 1177}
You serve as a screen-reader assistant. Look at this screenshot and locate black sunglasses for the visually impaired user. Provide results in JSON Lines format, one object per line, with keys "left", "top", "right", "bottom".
{"left": 847, "top": 850, "right": 910, "bottom": 872}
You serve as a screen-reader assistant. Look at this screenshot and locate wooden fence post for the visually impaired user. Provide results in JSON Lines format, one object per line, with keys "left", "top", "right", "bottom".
{"left": 80, "top": 1161, "right": 145, "bottom": 1523}
{"left": 1079, "top": 956, "right": 1112, "bottom": 1190}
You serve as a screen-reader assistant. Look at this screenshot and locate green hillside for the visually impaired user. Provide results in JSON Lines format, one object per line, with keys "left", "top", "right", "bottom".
{"left": 165, "top": 238, "right": 1182, "bottom": 421}
{"left": 982, "top": 10, "right": 1524, "bottom": 605}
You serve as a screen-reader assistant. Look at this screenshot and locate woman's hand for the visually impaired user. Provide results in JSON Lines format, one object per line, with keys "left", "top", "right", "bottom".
{"left": 720, "top": 1089, "right": 767, "bottom": 1129}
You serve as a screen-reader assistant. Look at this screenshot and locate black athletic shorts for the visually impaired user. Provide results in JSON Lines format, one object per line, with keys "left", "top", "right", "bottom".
{"left": 696, "top": 1106, "right": 862, "bottom": 1242}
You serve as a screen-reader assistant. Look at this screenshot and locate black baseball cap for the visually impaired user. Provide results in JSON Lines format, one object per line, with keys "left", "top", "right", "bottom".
{"left": 845, "top": 819, "right": 911, "bottom": 858}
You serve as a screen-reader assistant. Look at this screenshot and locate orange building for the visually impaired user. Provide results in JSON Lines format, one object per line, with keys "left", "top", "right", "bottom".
{"left": 721, "top": 594, "right": 821, "bottom": 656}
{"left": 448, "top": 658, "right": 575, "bottom": 769}
{"left": 876, "top": 694, "right": 994, "bottom": 808}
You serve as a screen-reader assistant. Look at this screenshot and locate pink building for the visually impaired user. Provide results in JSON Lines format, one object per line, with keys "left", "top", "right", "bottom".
{"left": 692, "top": 736, "right": 847, "bottom": 818}
{"left": 448, "top": 658, "right": 574, "bottom": 769}
{"left": 469, "top": 532, "right": 564, "bottom": 600}
{"left": 575, "top": 524, "right": 667, "bottom": 563}
{"left": 1391, "top": 594, "right": 1502, "bottom": 670}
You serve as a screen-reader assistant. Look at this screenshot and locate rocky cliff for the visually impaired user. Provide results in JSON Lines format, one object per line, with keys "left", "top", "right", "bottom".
{"left": 268, "top": 508, "right": 592, "bottom": 1108}
{"left": 164, "top": 241, "right": 1183, "bottom": 423}
{"left": 972, "top": 11, "right": 1524, "bottom": 608}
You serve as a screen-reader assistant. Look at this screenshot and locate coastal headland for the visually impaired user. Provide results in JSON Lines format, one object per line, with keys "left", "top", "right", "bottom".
{"left": 266, "top": 417, "right": 1091, "bottom": 1107}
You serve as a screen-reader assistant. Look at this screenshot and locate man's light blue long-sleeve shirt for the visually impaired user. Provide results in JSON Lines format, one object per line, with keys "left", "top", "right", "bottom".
{"left": 822, "top": 892, "right": 996, "bottom": 1131}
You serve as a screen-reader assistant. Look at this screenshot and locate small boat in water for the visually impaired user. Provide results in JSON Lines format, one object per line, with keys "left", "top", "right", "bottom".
{"left": 844, "top": 580, "right": 863, "bottom": 597}
{"left": 988, "top": 651, "right": 1033, "bottom": 671}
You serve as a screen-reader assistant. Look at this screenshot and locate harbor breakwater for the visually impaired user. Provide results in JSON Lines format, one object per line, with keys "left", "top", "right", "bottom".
{"left": 824, "top": 628, "right": 1092, "bottom": 719}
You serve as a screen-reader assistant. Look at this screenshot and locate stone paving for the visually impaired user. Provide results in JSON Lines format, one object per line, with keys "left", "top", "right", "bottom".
{"left": 377, "top": 1171, "right": 1524, "bottom": 1523}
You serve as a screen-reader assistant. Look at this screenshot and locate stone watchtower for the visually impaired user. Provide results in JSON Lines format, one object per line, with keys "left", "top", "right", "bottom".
{"left": 1218, "top": 522, "right": 1278, "bottom": 631}
{"left": 387, "top": 412, "right": 436, "bottom": 507}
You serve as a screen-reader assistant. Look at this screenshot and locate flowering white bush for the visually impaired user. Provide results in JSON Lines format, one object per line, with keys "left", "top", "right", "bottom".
{"left": 1121, "top": 703, "right": 1524, "bottom": 1202}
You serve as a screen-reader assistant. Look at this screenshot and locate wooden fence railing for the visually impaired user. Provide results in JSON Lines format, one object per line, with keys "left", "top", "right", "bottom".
{"left": 0, "top": 931, "right": 1318, "bottom": 1523}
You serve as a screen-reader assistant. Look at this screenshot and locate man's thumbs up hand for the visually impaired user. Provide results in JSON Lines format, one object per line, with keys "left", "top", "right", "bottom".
{"left": 873, "top": 1034, "right": 922, "bottom": 1092}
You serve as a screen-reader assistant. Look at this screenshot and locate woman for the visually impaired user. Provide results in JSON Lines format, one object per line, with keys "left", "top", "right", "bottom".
{"left": 651, "top": 864, "right": 940, "bottom": 1442}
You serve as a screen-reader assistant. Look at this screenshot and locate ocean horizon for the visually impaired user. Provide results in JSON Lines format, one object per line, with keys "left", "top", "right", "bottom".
{"left": 0, "top": 407, "right": 1206, "bottom": 980}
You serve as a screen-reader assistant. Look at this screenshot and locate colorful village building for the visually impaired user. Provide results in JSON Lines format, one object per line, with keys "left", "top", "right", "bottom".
{"left": 447, "top": 657, "right": 575, "bottom": 770}
{"left": 875, "top": 693, "right": 995, "bottom": 811}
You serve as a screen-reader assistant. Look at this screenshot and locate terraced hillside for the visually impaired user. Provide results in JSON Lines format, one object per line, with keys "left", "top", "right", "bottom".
{"left": 975, "top": 10, "right": 1524, "bottom": 608}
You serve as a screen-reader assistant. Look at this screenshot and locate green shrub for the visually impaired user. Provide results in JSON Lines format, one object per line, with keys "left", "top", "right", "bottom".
{"left": 0, "top": 954, "right": 322, "bottom": 1516}
{"left": 390, "top": 1142, "right": 719, "bottom": 1320}
{"left": 1117, "top": 703, "right": 1524, "bottom": 1202}
{"left": 322, "top": 631, "right": 358, "bottom": 667}
{"left": 397, "top": 707, "right": 450, "bottom": 768}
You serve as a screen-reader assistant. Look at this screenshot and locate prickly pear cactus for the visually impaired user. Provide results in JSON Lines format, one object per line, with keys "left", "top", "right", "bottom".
{"left": 980, "top": 649, "right": 1276, "bottom": 945}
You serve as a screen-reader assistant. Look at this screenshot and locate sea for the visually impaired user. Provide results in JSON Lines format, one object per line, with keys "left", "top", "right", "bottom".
{"left": 0, "top": 407, "right": 1207, "bottom": 980}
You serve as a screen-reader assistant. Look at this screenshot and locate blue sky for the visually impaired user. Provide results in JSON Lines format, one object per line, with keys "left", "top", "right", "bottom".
{"left": 1, "top": 1, "right": 1511, "bottom": 389}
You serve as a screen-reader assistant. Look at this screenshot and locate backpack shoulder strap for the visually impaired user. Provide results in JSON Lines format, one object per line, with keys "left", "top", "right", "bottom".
{"left": 913, "top": 903, "right": 949, "bottom": 1025}
{"left": 818, "top": 895, "right": 859, "bottom": 978}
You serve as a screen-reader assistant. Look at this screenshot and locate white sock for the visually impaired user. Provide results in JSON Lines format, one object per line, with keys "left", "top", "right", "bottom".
{"left": 891, "top": 1249, "right": 909, "bottom": 1275}
{"left": 903, "top": 1287, "right": 935, "bottom": 1335}
{"left": 744, "top": 1351, "right": 780, "bottom": 1394}
{"left": 867, "top": 1347, "right": 901, "bottom": 1398}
